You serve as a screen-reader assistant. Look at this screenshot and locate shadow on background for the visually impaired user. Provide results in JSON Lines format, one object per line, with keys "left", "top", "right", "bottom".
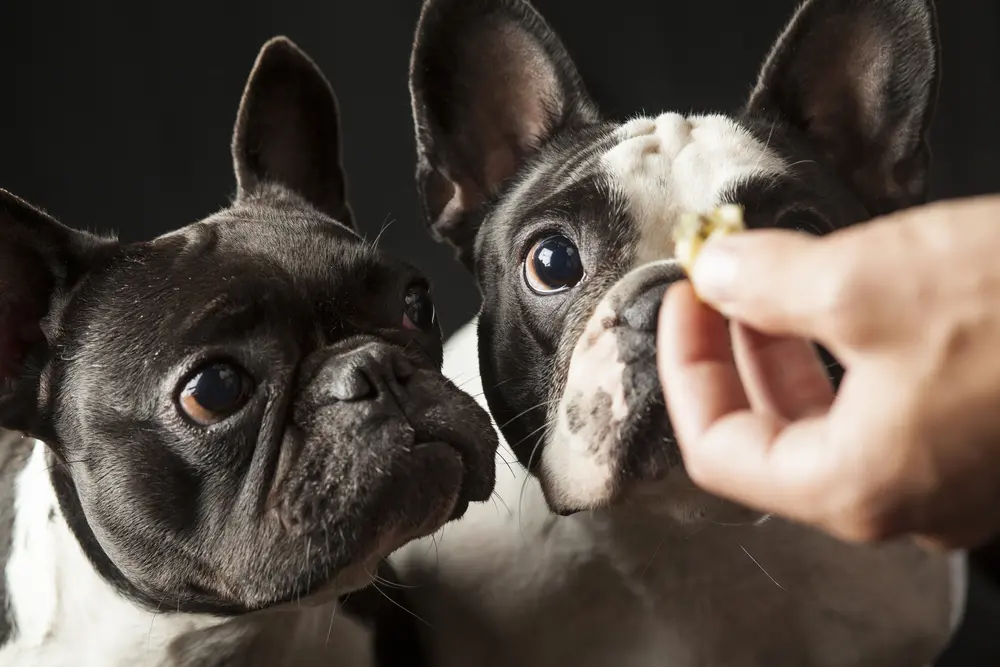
{"left": 2, "top": 0, "right": 999, "bottom": 664}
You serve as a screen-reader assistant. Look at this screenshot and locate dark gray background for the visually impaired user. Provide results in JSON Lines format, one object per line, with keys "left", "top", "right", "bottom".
{"left": 2, "top": 1, "right": 999, "bottom": 663}
{"left": 3, "top": 1, "right": 999, "bottom": 335}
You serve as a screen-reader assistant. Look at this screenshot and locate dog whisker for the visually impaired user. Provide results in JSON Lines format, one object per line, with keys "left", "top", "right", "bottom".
{"left": 146, "top": 601, "right": 164, "bottom": 654}
{"left": 498, "top": 398, "right": 554, "bottom": 430}
{"left": 370, "top": 581, "right": 432, "bottom": 628}
{"left": 491, "top": 489, "right": 512, "bottom": 517}
{"left": 370, "top": 214, "right": 397, "bottom": 249}
{"left": 325, "top": 596, "right": 341, "bottom": 646}
{"left": 638, "top": 537, "right": 666, "bottom": 582}
{"left": 738, "top": 542, "right": 786, "bottom": 592}
{"left": 516, "top": 417, "right": 556, "bottom": 540}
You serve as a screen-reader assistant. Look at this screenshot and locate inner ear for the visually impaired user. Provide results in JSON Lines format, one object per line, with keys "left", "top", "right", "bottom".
{"left": 746, "top": 0, "right": 940, "bottom": 216}
{"left": 0, "top": 190, "right": 112, "bottom": 432}
{"left": 410, "top": 0, "right": 599, "bottom": 269}
{"left": 232, "top": 36, "right": 355, "bottom": 230}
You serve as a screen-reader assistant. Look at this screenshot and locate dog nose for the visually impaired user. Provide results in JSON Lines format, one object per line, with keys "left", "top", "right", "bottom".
{"left": 621, "top": 282, "right": 671, "bottom": 332}
{"left": 325, "top": 342, "right": 415, "bottom": 402}
{"left": 619, "top": 262, "right": 687, "bottom": 332}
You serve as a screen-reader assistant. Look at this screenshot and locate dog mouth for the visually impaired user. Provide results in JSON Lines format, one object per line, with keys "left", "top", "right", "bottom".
{"left": 536, "top": 261, "right": 692, "bottom": 514}
{"left": 412, "top": 420, "right": 495, "bottom": 519}
{"left": 243, "top": 369, "right": 497, "bottom": 607}
{"left": 534, "top": 260, "right": 766, "bottom": 523}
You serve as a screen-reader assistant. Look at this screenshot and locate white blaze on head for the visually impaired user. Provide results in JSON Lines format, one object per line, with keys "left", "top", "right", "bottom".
{"left": 601, "top": 113, "right": 785, "bottom": 266}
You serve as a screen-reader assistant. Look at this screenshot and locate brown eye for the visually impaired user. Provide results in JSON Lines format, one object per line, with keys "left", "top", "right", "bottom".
{"left": 178, "top": 362, "right": 253, "bottom": 426}
{"left": 524, "top": 235, "right": 584, "bottom": 294}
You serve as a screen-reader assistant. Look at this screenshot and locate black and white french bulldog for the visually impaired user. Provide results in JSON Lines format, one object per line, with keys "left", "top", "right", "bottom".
{"left": 0, "top": 36, "right": 497, "bottom": 666}
{"left": 393, "top": 0, "right": 968, "bottom": 665}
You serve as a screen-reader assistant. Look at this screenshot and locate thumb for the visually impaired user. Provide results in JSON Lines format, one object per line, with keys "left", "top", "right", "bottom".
{"left": 690, "top": 229, "right": 859, "bottom": 343}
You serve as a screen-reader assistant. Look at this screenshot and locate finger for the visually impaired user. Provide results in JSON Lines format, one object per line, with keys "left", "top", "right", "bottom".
{"left": 689, "top": 229, "right": 870, "bottom": 352}
{"left": 657, "top": 281, "right": 750, "bottom": 450}
{"left": 679, "top": 410, "right": 849, "bottom": 528}
{"left": 658, "top": 283, "right": 836, "bottom": 520}
{"left": 659, "top": 282, "right": 885, "bottom": 534}
{"left": 730, "top": 323, "right": 834, "bottom": 422}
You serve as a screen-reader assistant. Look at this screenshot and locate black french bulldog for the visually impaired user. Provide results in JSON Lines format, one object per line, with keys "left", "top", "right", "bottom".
{"left": 392, "top": 0, "right": 967, "bottom": 666}
{"left": 0, "top": 36, "right": 496, "bottom": 666}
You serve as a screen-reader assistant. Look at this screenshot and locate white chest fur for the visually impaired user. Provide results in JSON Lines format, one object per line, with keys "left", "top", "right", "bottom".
{"left": 0, "top": 440, "right": 374, "bottom": 667}
{"left": 391, "top": 319, "right": 967, "bottom": 667}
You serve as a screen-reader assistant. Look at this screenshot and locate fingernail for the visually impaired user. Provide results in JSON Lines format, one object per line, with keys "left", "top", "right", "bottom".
{"left": 691, "top": 238, "right": 739, "bottom": 302}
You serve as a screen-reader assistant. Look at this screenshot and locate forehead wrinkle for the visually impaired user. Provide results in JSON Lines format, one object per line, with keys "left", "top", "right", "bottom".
{"left": 600, "top": 112, "right": 787, "bottom": 266}
{"left": 180, "top": 296, "right": 268, "bottom": 345}
{"left": 492, "top": 126, "right": 619, "bottom": 229}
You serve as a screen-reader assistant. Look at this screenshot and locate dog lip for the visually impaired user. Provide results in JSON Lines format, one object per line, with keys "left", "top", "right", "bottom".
{"left": 553, "top": 506, "right": 582, "bottom": 518}
{"left": 413, "top": 421, "right": 494, "bottom": 504}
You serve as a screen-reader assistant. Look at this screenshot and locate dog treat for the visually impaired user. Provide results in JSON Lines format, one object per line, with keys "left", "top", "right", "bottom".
{"left": 673, "top": 204, "right": 745, "bottom": 276}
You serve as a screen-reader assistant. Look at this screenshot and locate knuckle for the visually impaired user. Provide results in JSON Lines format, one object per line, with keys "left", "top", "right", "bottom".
{"left": 828, "top": 491, "right": 902, "bottom": 543}
{"left": 813, "top": 262, "right": 872, "bottom": 343}
{"left": 680, "top": 449, "right": 728, "bottom": 496}
{"left": 681, "top": 452, "right": 714, "bottom": 488}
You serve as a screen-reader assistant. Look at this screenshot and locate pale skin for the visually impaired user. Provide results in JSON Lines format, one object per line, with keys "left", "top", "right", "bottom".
{"left": 657, "top": 195, "right": 1000, "bottom": 550}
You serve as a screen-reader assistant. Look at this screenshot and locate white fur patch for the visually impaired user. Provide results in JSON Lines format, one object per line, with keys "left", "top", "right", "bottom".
{"left": 5, "top": 441, "right": 59, "bottom": 649}
{"left": 0, "top": 440, "right": 375, "bottom": 666}
{"left": 1, "top": 441, "right": 220, "bottom": 666}
{"left": 602, "top": 113, "right": 784, "bottom": 266}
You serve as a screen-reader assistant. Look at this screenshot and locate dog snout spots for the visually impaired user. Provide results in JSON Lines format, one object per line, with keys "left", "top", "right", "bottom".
{"left": 589, "top": 390, "right": 614, "bottom": 454}
{"left": 565, "top": 394, "right": 586, "bottom": 434}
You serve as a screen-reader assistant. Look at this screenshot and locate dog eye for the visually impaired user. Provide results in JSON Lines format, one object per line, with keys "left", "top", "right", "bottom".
{"left": 524, "top": 235, "right": 584, "bottom": 294}
{"left": 778, "top": 208, "right": 829, "bottom": 235}
{"left": 403, "top": 283, "right": 436, "bottom": 331}
{"left": 178, "top": 362, "right": 253, "bottom": 426}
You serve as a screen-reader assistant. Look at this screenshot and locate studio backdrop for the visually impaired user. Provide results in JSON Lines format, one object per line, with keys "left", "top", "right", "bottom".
{"left": 2, "top": 1, "right": 1000, "bottom": 663}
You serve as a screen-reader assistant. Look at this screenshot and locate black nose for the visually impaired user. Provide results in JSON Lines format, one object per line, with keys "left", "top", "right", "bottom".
{"left": 324, "top": 342, "right": 415, "bottom": 402}
{"left": 620, "top": 282, "right": 671, "bottom": 332}
{"left": 614, "top": 261, "right": 686, "bottom": 333}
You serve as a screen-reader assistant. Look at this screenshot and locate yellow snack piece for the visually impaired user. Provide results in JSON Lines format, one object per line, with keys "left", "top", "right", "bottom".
{"left": 673, "top": 204, "right": 745, "bottom": 276}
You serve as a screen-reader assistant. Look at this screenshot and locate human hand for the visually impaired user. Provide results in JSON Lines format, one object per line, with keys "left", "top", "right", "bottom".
{"left": 657, "top": 195, "right": 1000, "bottom": 549}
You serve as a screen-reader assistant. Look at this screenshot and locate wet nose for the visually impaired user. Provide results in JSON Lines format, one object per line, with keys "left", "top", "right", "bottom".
{"left": 619, "top": 261, "right": 687, "bottom": 332}
{"left": 324, "top": 342, "right": 415, "bottom": 402}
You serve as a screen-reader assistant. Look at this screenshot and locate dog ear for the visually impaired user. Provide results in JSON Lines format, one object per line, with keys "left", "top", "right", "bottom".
{"left": 232, "top": 36, "right": 355, "bottom": 231}
{"left": 0, "top": 190, "right": 114, "bottom": 432}
{"left": 409, "top": 0, "right": 599, "bottom": 271}
{"left": 746, "top": 0, "right": 940, "bottom": 217}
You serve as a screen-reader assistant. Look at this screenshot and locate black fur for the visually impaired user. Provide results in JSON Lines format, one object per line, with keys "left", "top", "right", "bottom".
{"left": 409, "top": 0, "right": 939, "bottom": 507}
{"left": 0, "top": 35, "right": 497, "bottom": 663}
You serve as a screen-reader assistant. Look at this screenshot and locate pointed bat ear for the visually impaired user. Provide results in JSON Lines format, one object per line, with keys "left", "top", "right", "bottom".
{"left": 0, "top": 189, "right": 115, "bottom": 431}
{"left": 746, "top": 0, "right": 940, "bottom": 216}
{"left": 409, "top": 0, "right": 599, "bottom": 269}
{"left": 232, "top": 36, "right": 355, "bottom": 230}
